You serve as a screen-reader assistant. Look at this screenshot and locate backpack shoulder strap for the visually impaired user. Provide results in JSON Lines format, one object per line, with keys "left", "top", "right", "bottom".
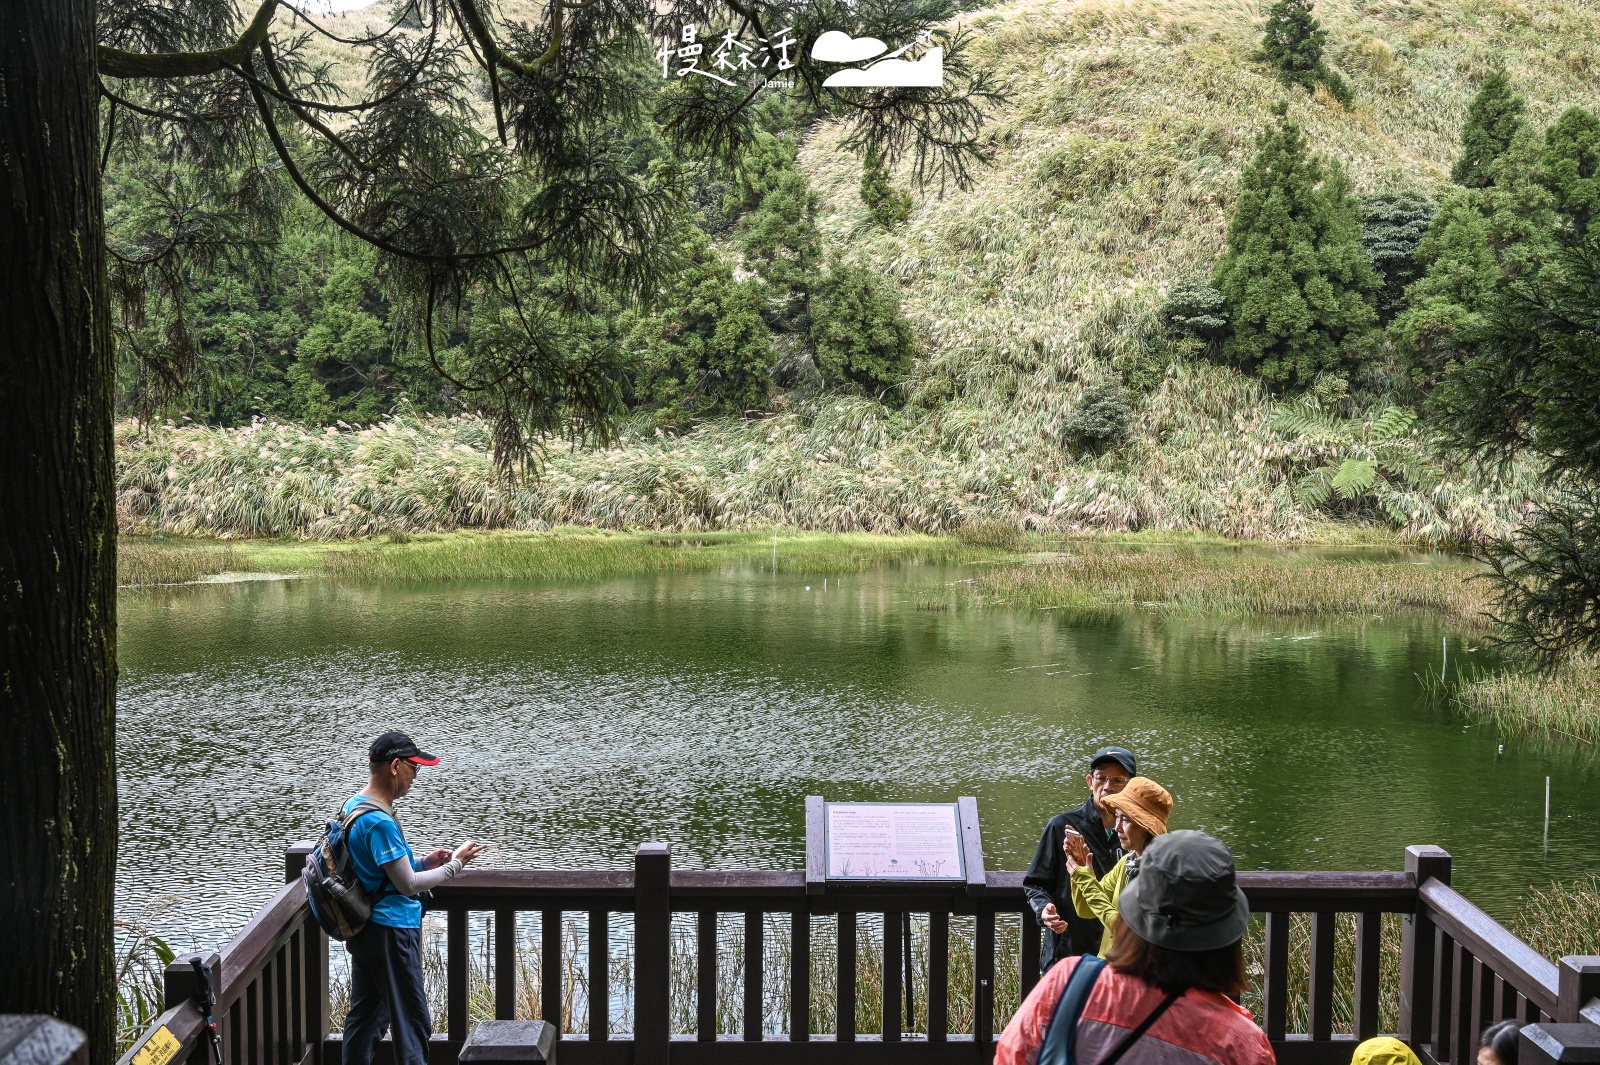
{"left": 1037, "top": 954, "right": 1108, "bottom": 1065}
{"left": 341, "top": 800, "right": 391, "bottom": 829}
{"left": 335, "top": 801, "right": 398, "bottom": 897}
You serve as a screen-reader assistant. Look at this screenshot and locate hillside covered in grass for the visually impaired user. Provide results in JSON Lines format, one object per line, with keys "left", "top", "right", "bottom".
{"left": 118, "top": 0, "right": 1591, "bottom": 541}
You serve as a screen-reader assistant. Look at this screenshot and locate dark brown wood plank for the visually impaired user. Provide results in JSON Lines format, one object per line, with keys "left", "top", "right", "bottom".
{"left": 838, "top": 913, "right": 857, "bottom": 1042}
{"left": 289, "top": 927, "right": 305, "bottom": 1060}
{"left": 1455, "top": 942, "right": 1475, "bottom": 1065}
{"left": 883, "top": 914, "right": 902, "bottom": 1043}
{"left": 1309, "top": 912, "right": 1336, "bottom": 1042}
{"left": 590, "top": 909, "right": 610, "bottom": 1041}
{"left": 262, "top": 955, "right": 277, "bottom": 1065}
{"left": 247, "top": 976, "right": 261, "bottom": 1065}
{"left": 928, "top": 911, "right": 948, "bottom": 1043}
{"left": 217, "top": 882, "right": 304, "bottom": 994}
{"left": 496, "top": 908, "right": 518, "bottom": 1021}
{"left": 744, "top": 911, "right": 764, "bottom": 1041}
{"left": 448, "top": 908, "right": 468, "bottom": 1044}
{"left": 791, "top": 911, "right": 810, "bottom": 1042}
{"left": 1419, "top": 880, "right": 1559, "bottom": 1015}
{"left": 1264, "top": 913, "right": 1290, "bottom": 1042}
{"left": 974, "top": 908, "right": 995, "bottom": 1047}
{"left": 634, "top": 844, "right": 672, "bottom": 1065}
{"left": 542, "top": 909, "right": 562, "bottom": 1031}
{"left": 1432, "top": 930, "right": 1454, "bottom": 1064}
{"left": 698, "top": 910, "right": 718, "bottom": 1041}
{"left": 1354, "top": 912, "right": 1381, "bottom": 1041}
{"left": 276, "top": 944, "right": 291, "bottom": 1064}
{"left": 1472, "top": 957, "right": 1493, "bottom": 1060}
{"left": 1020, "top": 907, "right": 1040, "bottom": 1004}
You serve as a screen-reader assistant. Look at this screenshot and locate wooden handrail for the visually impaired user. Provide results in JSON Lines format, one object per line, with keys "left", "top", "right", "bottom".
{"left": 1420, "top": 879, "right": 1560, "bottom": 1016}
{"left": 216, "top": 880, "right": 306, "bottom": 999}
{"left": 122, "top": 842, "right": 1595, "bottom": 1065}
{"left": 113, "top": 1001, "right": 206, "bottom": 1065}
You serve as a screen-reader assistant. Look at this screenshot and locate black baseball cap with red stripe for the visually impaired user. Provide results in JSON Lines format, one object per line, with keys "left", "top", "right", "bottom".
{"left": 369, "top": 730, "right": 441, "bottom": 766}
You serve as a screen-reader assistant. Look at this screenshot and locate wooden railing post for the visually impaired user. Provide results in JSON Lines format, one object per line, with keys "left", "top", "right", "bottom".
{"left": 1401, "top": 845, "right": 1451, "bottom": 1049}
{"left": 163, "top": 952, "right": 221, "bottom": 1013}
{"left": 1558, "top": 957, "right": 1600, "bottom": 1023}
{"left": 285, "top": 842, "right": 326, "bottom": 1065}
{"left": 635, "top": 842, "right": 672, "bottom": 1065}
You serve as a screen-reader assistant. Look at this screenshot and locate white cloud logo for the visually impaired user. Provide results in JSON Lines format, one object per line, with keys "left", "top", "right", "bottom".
{"left": 810, "top": 30, "right": 888, "bottom": 63}
{"left": 810, "top": 30, "right": 944, "bottom": 87}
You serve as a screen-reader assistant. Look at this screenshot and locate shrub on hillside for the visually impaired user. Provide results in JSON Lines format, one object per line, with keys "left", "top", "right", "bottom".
{"left": 1061, "top": 382, "right": 1135, "bottom": 451}
{"left": 860, "top": 150, "right": 913, "bottom": 229}
{"left": 1162, "top": 278, "right": 1229, "bottom": 341}
{"left": 1452, "top": 70, "right": 1527, "bottom": 188}
{"left": 1212, "top": 106, "right": 1380, "bottom": 389}
{"left": 809, "top": 265, "right": 917, "bottom": 399}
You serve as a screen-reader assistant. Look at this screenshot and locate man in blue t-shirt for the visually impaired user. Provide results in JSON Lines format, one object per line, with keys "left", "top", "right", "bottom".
{"left": 343, "top": 730, "right": 485, "bottom": 1065}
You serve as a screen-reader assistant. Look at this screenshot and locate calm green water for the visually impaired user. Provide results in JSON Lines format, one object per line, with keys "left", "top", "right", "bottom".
{"left": 116, "top": 554, "right": 1600, "bottom": 952}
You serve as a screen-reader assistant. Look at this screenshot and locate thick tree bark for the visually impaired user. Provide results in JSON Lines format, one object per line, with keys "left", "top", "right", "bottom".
{"left": 0, "top": 0, "right": 119, "bottom": 1057}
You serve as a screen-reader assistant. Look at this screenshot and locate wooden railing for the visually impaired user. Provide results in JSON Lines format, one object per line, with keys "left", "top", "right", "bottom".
{"left": 117, "top": 844, "right": 1600, "bottom": 1065}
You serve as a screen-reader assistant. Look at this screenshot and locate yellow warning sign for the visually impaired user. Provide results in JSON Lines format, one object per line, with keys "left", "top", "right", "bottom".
{"left": 130, "top": 1025, "right": 182, "bottom": 1065}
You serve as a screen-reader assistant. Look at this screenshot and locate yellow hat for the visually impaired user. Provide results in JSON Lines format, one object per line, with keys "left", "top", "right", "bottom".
{"left": 1351, "top": 1037, "right": 1422, "bottom": 1065}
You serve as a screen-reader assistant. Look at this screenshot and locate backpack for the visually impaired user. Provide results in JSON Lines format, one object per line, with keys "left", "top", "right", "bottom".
{"left": 302, "top": 800, "right": 392, "bottom": 941}
{"left": 1038, "top": 954, "right": 1180, "bottom": 1065}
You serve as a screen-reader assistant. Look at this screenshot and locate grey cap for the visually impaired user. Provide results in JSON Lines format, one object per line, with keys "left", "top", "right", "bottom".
{"left": 1091, "top": 746, "right": 1137, "bottom": 776}
{"left": 1117, "top": 830, "right": 1250, "bottom": 952}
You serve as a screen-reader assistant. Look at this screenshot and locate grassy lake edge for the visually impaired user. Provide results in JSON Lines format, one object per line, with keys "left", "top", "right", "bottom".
{"left": 118, "top": 527, "right": 1599, "bottom": 752}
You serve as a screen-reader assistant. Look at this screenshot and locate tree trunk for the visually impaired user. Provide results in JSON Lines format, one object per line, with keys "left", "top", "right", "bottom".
{"left": 0, "top": 0, "right": 118, "bottom": 1057}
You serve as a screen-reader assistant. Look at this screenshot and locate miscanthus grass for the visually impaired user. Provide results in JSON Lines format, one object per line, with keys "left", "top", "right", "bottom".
{"left": 116, "top": 404, "right": 1533, "bottom": 546}
{"left": 1451, "top": 657, "right": 1600, "bottom": 747}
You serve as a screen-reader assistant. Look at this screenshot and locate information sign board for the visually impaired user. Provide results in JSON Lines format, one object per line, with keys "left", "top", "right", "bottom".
{"left": 824, "top": 801, "right": 966, "bottom": 880}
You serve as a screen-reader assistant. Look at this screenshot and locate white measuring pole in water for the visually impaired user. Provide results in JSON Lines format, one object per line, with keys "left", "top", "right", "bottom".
{"left": 1544, "top": 776, "right": 1551, "bottom": 853}
{"left": 1441, "top": 637, "right": 1448, "bottom": 682}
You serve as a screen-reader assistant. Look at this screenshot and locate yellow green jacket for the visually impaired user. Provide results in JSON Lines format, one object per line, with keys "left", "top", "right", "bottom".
{"left": 1070, "top": 856, "right": 1131, "bottom": 957}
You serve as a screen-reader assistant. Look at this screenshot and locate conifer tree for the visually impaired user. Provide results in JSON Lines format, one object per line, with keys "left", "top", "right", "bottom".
{"left": 1541, "top": 106, "right": 1600, "bottom": 235}
{"left": 1213, "top": 107, "right": 1379, "bottom": 388}
{"left": 860, "top": 150, "right": 913, "bottom": 229}
{"left": 1452, "top": 70, "right": 1527, "bottom": 187}
{"left": 1258, "top": 0, "right": 1325, "bottom": 86}
{"left": 1256, "top": 0, "right": 1351, "bottom": 103}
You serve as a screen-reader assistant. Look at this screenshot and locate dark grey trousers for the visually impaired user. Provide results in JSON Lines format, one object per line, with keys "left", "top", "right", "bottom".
{"left": 343, "top": 923, "right": 432, "bottom": 1065}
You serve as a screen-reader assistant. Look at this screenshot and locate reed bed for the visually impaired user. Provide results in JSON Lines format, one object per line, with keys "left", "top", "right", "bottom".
{"left": 316, "top": 530, "right": 1001, "bottom": 583}
{"left": 1452, "top": 658, "right": 1600, "bottom": 747}
{"left": 967, "top": 542, "right": 1492, "bottom": 622}
{"left": 1510, "top": 874, "right": 1600, "bottom": 963}
{"left": 117, "top": 538, "right": 241, "bottom": 587}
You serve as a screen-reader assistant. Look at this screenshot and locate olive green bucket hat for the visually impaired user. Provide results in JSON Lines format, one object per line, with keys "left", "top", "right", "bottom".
{"left": 1117, "top": 830, "right": 1251, "bottom": 952}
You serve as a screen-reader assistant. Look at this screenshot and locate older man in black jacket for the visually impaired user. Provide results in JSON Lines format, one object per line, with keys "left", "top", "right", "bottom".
{"left": 1021, "top": 745, "right": 1137, "bottom": 971}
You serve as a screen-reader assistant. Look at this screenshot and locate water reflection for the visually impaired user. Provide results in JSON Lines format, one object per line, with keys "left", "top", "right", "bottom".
{"left": 117, "top": 562, "right": 1600, "bottom": 951}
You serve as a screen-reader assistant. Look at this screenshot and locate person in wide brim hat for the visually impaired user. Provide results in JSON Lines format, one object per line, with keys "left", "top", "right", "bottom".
{"left": 1066, "top": 776, "right": 1174, "bottom": 956}
{"left": 996, "top": 830, "right": 1272, "bottom": 1065}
